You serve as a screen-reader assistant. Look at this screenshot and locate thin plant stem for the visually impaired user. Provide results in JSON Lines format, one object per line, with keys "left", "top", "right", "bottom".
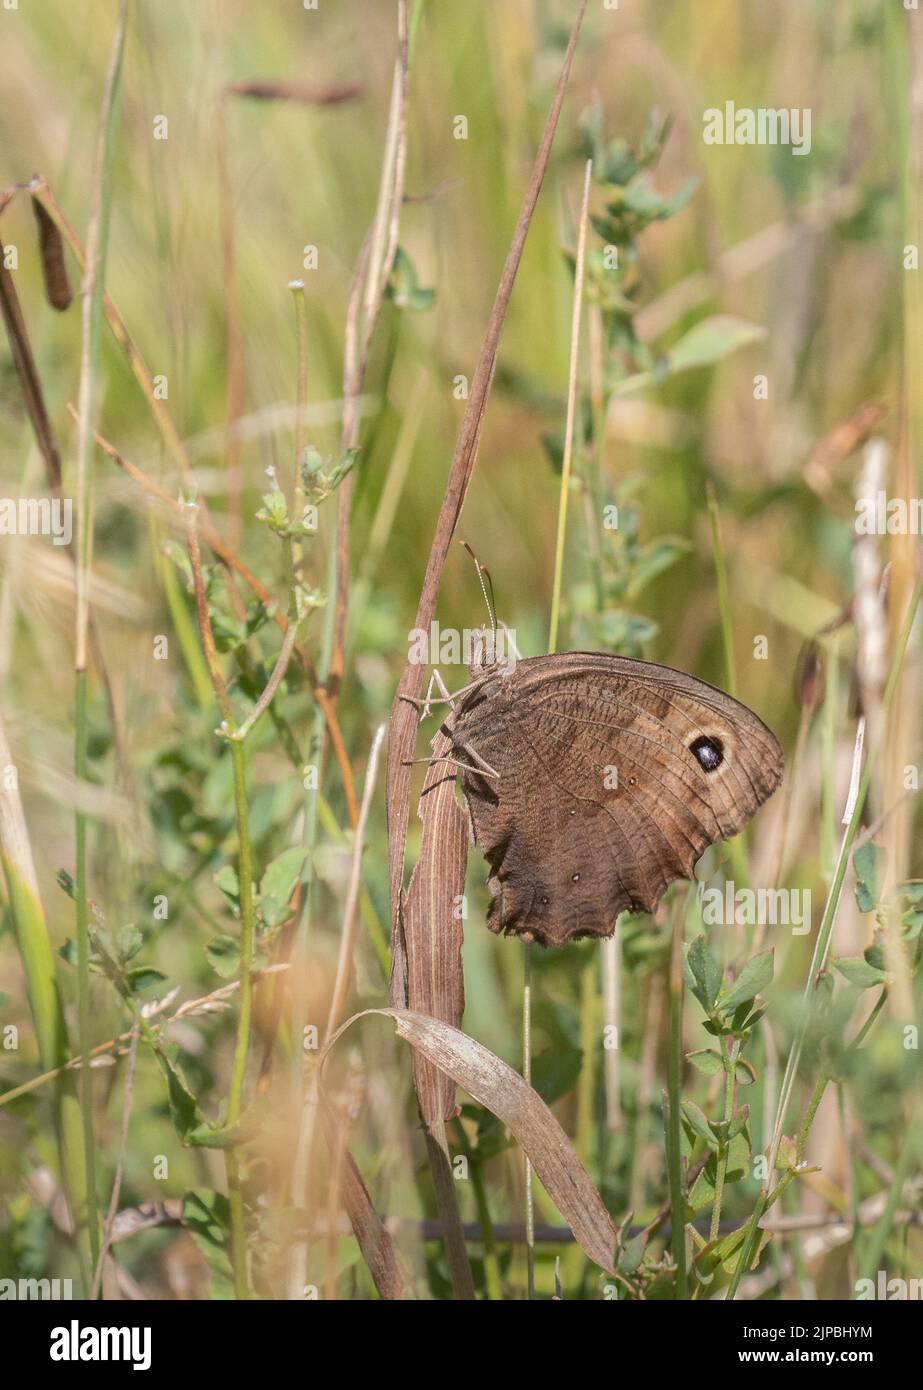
{"left": 330, "top": 0, "right": 409, "bottom": 698}
{"left": 709, "top": 1038, "right": 739, "bottom": 1244}
{"left": 521, "top": 157, "right": 593, "bottom": 1301}
{"left": 706, "top": 481, "right": 737, "bottom": 699}
{"left": 452, "top": 1118, "right": 504, "bottom": 1301}
{"left": 230, "top": 620, "right": 300, "bottom": 743}
{"left": 858, "top": 1106, "right": 920, "bottom": 1281}
{"left": 225, "top": 736, "right": 255, "bottom": 1299}
{"left": 324, "top": 724, "right": 387, "bottom": 1043}
{"left": 71, "top": 0, "right": 129, "bottom": 1280}
{"left": 706, "top": 482, "right": 750, "bottom": 894}
{"left": 91, "top": 1021, "right": 139, "bottom": 1298}
{"left": 548, "top": 159, "right": 592, "bottom": 655}
{"left": 666, "top": 901, "right": 688, "bottom": 1298}
{"left": 185, "top": 506, "right": 279, "bottom": 1300}
{"left": 523, "top": 944, "right": 535, "bottom": 1299}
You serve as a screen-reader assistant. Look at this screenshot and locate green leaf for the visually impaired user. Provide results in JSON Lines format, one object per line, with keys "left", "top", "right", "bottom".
{"left": 853, "top": 841, "right": 883, "bottom": 912}
{"left": 205, "top": 934, "right": 241, "bottom": 979}
{"left": 708, "top": 1117, "right": 730, "bottom": 1144}
{"left": 58, "top": 938, "right": 79, "bottom": 968}
{"left": 125, "top": 967, "right": 167, "bottom": 994}
{"left": 863, "top": 935, "right": 887, "bottom": 972}
{"left": 259, "top": 846, "right": 307, "bottom": 930}
{"left": 727, "top": 1105, "right": 750, "bottom": 1139}
{"left": 775, "top": 1135, "right": 798, "bottom": 1171}
{"left": 155, "top": 1052, "right": 201, "bottom": 1141}
{"left": 715, "top": 1222, "right": 768, "bottom": 1276}
{"left": 686, "top": 1048, "right": 723, "bottom": 1076}
{"left": 720, "top": 949, "right": 774, "bottom": 1014}
{"left": 327, "top": 447, "right": 359, "bottom": 491}
{"left": 725, "top": 1130, "right": 751, "bottom": 1181}
{"left": 734, "top": 1058, "right": 757, "bottom": 1086}
{"left": 737, "top": 1004, "right": 767, "bottom": 1033}
{"left": 387, "top": 247, "right": 435, "bottom": 312}
{"left": 186, "top": 1101, "right": 266, "bottom": 1150}
{"left": 614, "top": 316, "right": 766, "bottom": 395}
{"left": 685, "top": 933, "right": 722, "bottom": 1010}
{"left": 625, "top": 538, "right": 691, "bottom": 600}
{"left": 903, "top": 910, "right": 923, "bottom": 941}
{"left": 118, "top": 924, "right": 143, "bottom": 961}
{"left": 682, "top": 1100, "right": 718, "bottom": 1150}
{"left": 688, "top": 1162, "right": 716, "bottom": 1212}
{"left": 618, "top": 1230, "right": 647, "bottom": 1275}
{"left": 56, "top": 869, "right": 77, "bottom": 901}
{"left": 834, "top": 955, "right": 887, "bottom": 989}
{"left": 214, "top": 865, "right": 240, "bottom": 905}
{"left": 183, "top": 1190, "right": 233, "bottom": 1299}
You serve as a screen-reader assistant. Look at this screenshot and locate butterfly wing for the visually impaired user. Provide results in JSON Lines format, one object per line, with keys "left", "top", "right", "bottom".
{"left": 450, "top": 653, "right": 783, "bottom": 946}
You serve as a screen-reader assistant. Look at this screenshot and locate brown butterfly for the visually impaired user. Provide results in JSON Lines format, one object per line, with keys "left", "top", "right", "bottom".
{"left": 440, "top": 649, "right": 783, "bottom": 947}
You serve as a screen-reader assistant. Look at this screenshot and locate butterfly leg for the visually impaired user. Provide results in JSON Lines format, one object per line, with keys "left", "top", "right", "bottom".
{"left": 457, "top": 741, "right": 500, "bottom": 779}
{"left": 429, "top": 667, "right": 456, "bottom": 712}
{"left": 401, "top": 752, "right": 499, "bottom": 779}
{"left": 399, "top": 672, "right": 489, "bottom": 714}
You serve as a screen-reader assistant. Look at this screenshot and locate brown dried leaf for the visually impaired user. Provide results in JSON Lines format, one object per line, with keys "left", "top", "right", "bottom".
{"left": 396, "top": 729, "right": 469, "bottom": 1125}
{"left": 31, "top": 194, "right": 72, "bottom": 311}
{"left": 0, "top": 249, "right": 64, "bottom": 489}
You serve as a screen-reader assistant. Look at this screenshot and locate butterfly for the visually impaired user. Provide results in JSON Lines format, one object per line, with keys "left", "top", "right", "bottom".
{"left": 439, "top": 650, "right": 783, "bottom": 947}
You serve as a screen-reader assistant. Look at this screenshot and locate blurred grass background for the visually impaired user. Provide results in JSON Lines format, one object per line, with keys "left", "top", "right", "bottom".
{"left": 0, "top": 0, "right": 920, "bottom": 1299}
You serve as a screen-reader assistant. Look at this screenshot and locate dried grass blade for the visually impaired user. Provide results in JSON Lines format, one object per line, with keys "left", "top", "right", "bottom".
{"left": 399, "top": 729, "right": 474, "bottom": 1298}
{"left": 397, "top": 729, "right": 468, "bottom": 1122}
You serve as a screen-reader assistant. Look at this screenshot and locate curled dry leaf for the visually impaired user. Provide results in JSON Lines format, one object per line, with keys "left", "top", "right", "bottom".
{"left": 395, "top": 728, "right": 469, "bottom": 1125}
{"left": 31, "top": 194, "right": 72, "bottom": 311}
{"left": 325, "top": 1007, "right": 617, "bottom": 1275}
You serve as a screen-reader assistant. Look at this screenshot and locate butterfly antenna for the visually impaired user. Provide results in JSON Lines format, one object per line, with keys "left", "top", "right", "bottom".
{"left": 461, "top": 540, "right": 497, "bottom": 652}
{"left": 482, "top": 566, "right": 498, "bottom": 648}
